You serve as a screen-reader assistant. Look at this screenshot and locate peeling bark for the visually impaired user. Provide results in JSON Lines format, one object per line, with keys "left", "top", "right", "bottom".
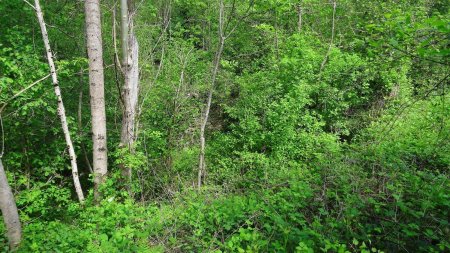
{"left": 121, "top": 34, "right": 139, "bottom": 152}
{"left": 120, "top": 0, "right": 139, "bottom": 185}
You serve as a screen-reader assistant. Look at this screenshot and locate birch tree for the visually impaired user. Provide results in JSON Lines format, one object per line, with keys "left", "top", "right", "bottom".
{"left": 33, "top": 0, "right": 85, "bottom": 202}
{"left": 85, "top": 0, "right": 108, "bottom": 201}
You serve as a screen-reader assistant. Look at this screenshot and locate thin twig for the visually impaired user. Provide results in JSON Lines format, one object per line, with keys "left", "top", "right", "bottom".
{"left": 22, "top": 0, "right": 36, "bottom": 10}
{"left": 0, "top": 73, "right": 51, "bottom": 114}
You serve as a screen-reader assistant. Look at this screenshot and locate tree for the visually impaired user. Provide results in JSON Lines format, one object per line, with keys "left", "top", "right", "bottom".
{"left": 197, "top": 0, "right": 226, "bottom": 188}
{"left": 197, "top": 0, "right": 253, "bottom": 187}
{"left": 33, "top": 0, "right": 84, "bottom": 202}
{"left": 319, "top": 0, "right": 336, "bottom": 72}
{"left": 0, "top": 116, "right": 21, "bottom": 250}
{"left": 0, "top": 158, "right": 21, "bottom": 250}
{"left": 85, "top": 0, "right": 108, "bottom": 202}
{"left": 120, "top": 0, "right": 140, "bottom": 184}
{"left": 296, "top": 2, "right": 303, "bottom": 32}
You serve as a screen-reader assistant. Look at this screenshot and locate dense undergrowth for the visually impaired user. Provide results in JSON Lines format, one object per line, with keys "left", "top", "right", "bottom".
{"left": 3, "top": 93, "right": 448, "bottom": 252}
{"left": 0, "top": 0, "right": 449, "bottom": 252}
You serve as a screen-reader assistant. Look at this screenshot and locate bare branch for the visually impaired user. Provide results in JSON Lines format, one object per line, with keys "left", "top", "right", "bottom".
{"left": 320, "top": 0, "right": 337, "bottom": 72}
{"left": 22, "top": 0, "right": 36, "bottom": 10}
{"left": 0, "top": 73, "right": 51, "bottom": 114}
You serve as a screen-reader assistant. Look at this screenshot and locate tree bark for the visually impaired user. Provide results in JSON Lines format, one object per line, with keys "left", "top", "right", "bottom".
{"left": 85, "top": 0, "right": 108, "bottom": 202}
{"left": 120, "top": 0, "right": 139, "bottom": 184}
{"left": 120, "top": 0, "right": 129, "bottom": 66}
{"left": 0, "top": 158, "right": 21, "bottom": 250}
{"left": 297, "top": 3, "right": 303, "bottom": 33}
{"left": 198, "top": 0, "right": 226, "bottom": 188}
{"left": 120, "top": 34, "right": 139, "bottom": 152}
{"left": 34, "top": 0, "right": 84, "bottom": 202}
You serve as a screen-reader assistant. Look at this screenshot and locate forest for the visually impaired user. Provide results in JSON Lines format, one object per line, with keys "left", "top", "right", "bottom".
{"left": 0, "top": 0, "right": 449, "bottom": 252}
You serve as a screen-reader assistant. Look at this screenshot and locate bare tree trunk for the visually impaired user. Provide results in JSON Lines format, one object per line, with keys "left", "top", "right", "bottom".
{"left": 78, "top": 72, "right": 93, "bottom": 174}
{"left": 0, "top": 158, "right": 21, "bottom": 250}
{"left": 121, "top": 34, "right": 139, "bottom": 151}
{"left": 34, "top": 0, "right": 84, "bottom": 202}
{"left": 274, "top": 9, "right": 279, "bottom": 59}
{"left": 196, "top": 0, "right": 254, "bottom": 188}
{"left": 198, "top": 0, "right": 226, "bottom": 188}
{"left": 320, "top": 0, "right": 337, "bottom": 72}
{"left": 297, "top": 3, "right": 303, "bottom": 32}
{"left": 85, "top": 0, "right": 108, "bottom": 202}
{"left": 120, "top": 0, "right": 129, "bottom": 67}
{"left": 120, "top": 0, "right": 139, "bottom": 184}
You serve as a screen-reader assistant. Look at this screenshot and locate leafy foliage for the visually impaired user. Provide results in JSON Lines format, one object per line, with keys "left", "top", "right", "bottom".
{"left": 0, "top": 0, "right": 448, "bottom": 252}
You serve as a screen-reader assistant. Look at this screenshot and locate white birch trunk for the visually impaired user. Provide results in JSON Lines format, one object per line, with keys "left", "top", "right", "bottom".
{"left": 34, "top": 0, "right": 84, "bottom": 202}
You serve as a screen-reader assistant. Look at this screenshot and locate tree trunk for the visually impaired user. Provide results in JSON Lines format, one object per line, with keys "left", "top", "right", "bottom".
{"left": 297, "top": 3, "right": 303, "bottom": 32}
{"left": 0, "top": 158, "right": 21, "bottom": 250}
{"left": 120, "top": 34, "right": 139, "bottom": 152}
{"left": 198, "top": 0, "right": 226, "bottom": 188}
{"left": 34, "top": 0, "right": 84, "bottom": 202}
{"left": 85, "top": 0, "right": 108, "bottom": 202}
{"left": 120, "top": 0, "right": 129, "bottom": 67}
{"left": 120, "top": 0, "right": 139, "bottom": 184}
{"left": 320, "top": 0, "right": 337, "bottom": 72}
{"left": 78, "top": 88, "right": 93, "bottom": 174}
